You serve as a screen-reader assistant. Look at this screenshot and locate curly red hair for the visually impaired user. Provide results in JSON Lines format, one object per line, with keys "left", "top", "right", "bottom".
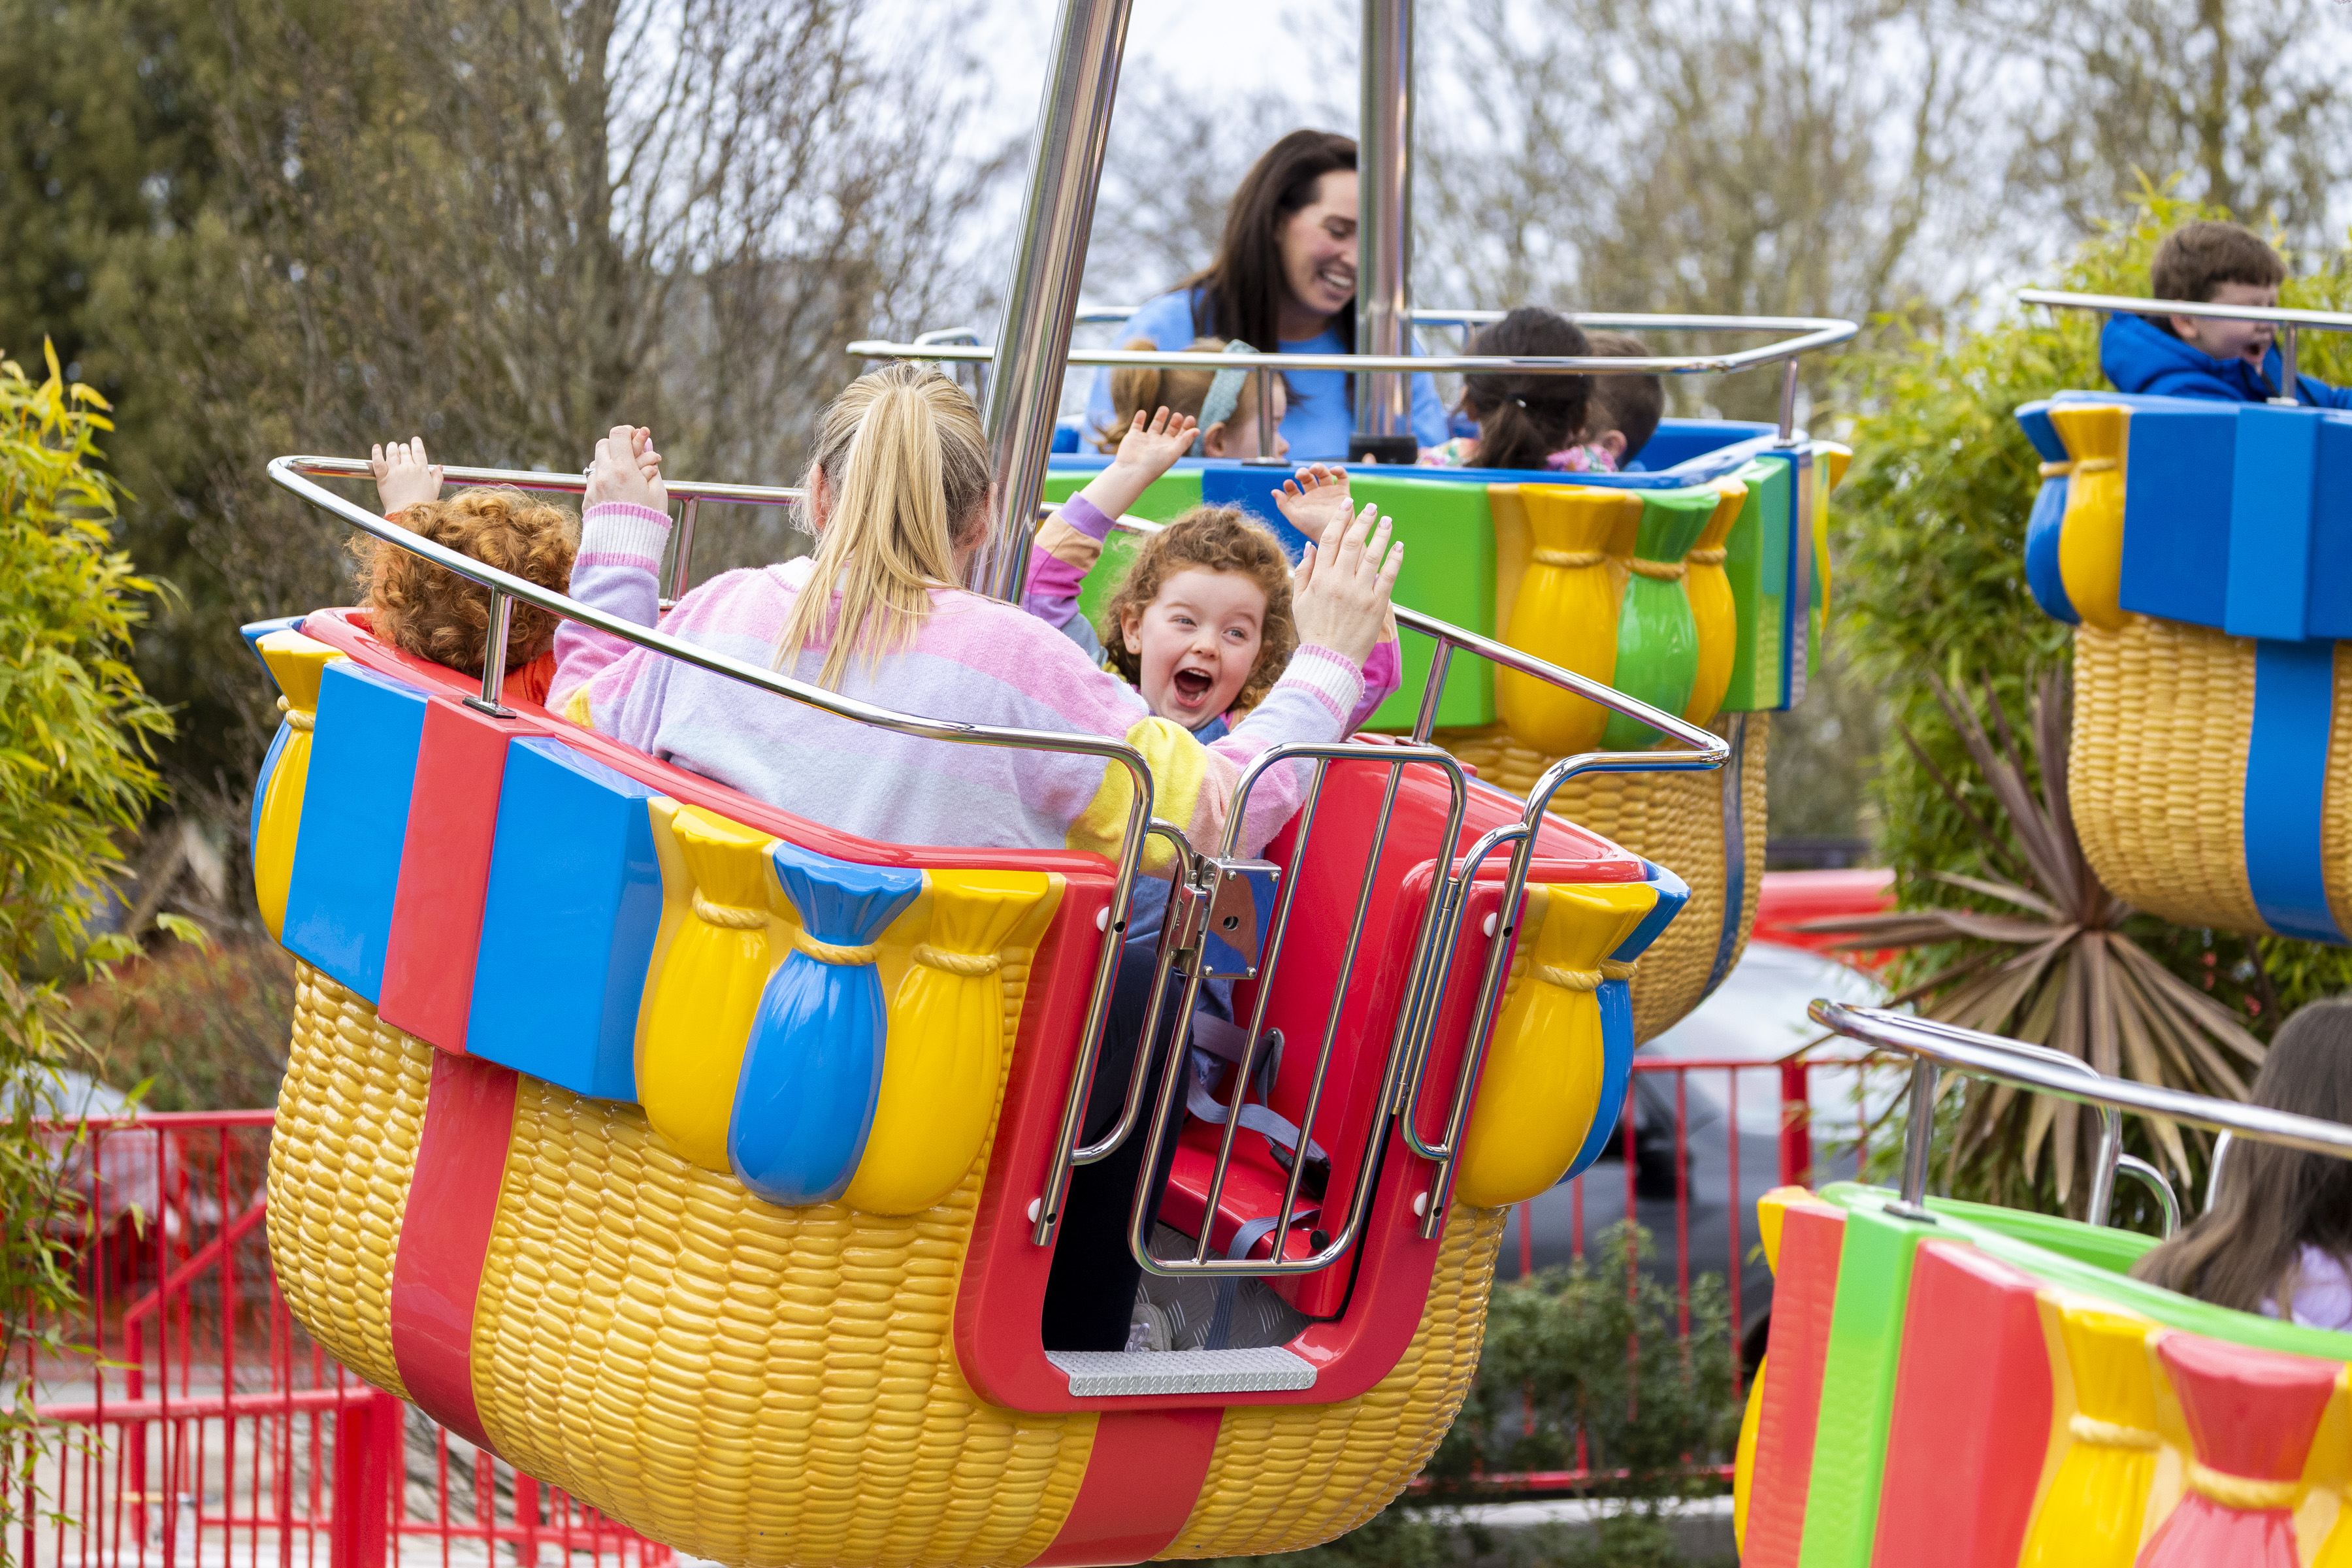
{"left": 1100, "top": 507, "right": 1296, "bottom": 712}
{"left": 351, "top": 487, "right": 579, "bottom": 674}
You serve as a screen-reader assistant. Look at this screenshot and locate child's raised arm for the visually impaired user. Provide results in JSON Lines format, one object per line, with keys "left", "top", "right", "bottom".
{"left": 1277, "top": 465, "right": 1400, "bottom": 732}
{"left": 1024, "top": 407, "right": 1198, "bottom": 641}
{"left": 550, "top": 424, "right": 668, "bottom": 713}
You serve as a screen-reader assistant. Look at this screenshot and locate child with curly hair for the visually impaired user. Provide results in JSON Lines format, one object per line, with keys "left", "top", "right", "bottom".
{"left": 358, "top": 437, "right": 580, "bottom": 704}
{"left": 1030, "top": 410, "right": 1397, "bottom": 741}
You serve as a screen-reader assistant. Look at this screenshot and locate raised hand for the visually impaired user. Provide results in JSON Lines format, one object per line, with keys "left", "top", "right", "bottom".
{"left": 1289, "top": 500, "right": 1404, "bottom": 669}
{"left": 1111, "top": 406, "right": 1200, "bottom": 482}
{"left": 1076, "top": 406, "right": 1198, "bottom": 523}
{"left": 370, "top": 436, "right": 444, "bottom": 515}
{"left": 587, "top": 423, "right": 666, "bottom": 512}
{"left": 1273, "top": 463, "right": 1352, "bottom": 544}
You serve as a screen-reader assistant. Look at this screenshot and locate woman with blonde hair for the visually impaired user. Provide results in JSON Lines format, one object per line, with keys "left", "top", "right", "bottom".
{"left": 551, "top": 361, "right": 1400, "bottom": 863}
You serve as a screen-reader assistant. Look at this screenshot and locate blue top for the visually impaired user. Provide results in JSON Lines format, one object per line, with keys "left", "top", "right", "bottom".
{"left": 2100, "top": 313, "right": 2352, "bottom": 410}
{"left": 1083, "top": 287, "right": 1454, "bottom": 459}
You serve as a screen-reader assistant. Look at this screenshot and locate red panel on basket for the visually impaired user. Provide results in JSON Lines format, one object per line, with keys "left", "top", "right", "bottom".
{"left": 1870, "top": 1241, "right": 2051, "bottom": 1568}
{"left": 1026, "top": 1408, "right": 1220, "bottom": 1567}
{"left": 389, "top": 1050, "right": 519, "bottom": 1452}
{"left": 1743, "top": 1200, "right": 1845, "bottom": 1568}
{"left": 380, "top": 697, "right": 532, "bottom": 1053}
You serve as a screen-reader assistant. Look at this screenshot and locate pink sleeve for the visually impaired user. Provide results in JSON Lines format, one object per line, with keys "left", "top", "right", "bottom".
{"left": 1022, "top": 493, "right": 1117, "bottom": 631}
{"left": 1343, "top": 637, "right": 1403, "bottom": 733}
{"left": 549, "top": 502, "right": 670, "bottom": 712}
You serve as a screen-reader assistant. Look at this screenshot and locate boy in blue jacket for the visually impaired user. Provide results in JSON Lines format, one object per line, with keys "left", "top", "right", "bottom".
{"left": 2100, "top": 221, "right": 2352, "bottom": 408}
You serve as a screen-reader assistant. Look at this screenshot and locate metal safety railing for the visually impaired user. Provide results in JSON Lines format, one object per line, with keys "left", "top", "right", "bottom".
{"left": 2019, "top": 287, "right": 2352, "bottom": 408}
{"left": 1068, "top": 513, "right": 1725, "bottom": 1269}
{"left": 274, "top": 457, "right": 1723, "bottom": 1275}
{"left": 858, "top": 306, "right": 1859, "bottom": 459}
{"left": 1806, "top": 1002, "right": 2352, "bottom": 1235}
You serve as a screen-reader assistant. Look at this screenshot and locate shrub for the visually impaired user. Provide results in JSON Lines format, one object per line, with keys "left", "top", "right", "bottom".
{"left": 0, "top": 340, "right": 173, "bottom": 1533}
{"left": 1830, "top": 190, "right": 2352, "bottom": 1208}
{"left": 71, "top": 938, "right": 293, "bottom": 1112}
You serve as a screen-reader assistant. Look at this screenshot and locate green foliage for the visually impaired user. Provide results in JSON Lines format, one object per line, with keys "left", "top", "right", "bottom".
{"left": 0, "top": 339, "right": 172, "bottom": 1540}
{"left": 71, "top": 937, "right": 291, "bottom": 1111}
{"left": 1209, "top": 1226, "right": 1740, "bottom": 1568}
{"left": 1831, "top": 190, "right": 2352, "bottom": 1211}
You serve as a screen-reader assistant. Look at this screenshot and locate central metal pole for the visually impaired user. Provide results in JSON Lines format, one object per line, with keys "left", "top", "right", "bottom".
{"left": 1353, "top": 0, "right": 1415, "bottom": 462}
{"left": 974, "top": 0, "right": 1135, "bottom": 603}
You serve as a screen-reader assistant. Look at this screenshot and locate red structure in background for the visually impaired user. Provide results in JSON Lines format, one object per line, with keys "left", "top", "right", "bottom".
{"left": 14, "top": 1055, "right": 1897, "bottom": 1561}
{"left": 1752, "top": 869, "right": 1896, "bottom": 964}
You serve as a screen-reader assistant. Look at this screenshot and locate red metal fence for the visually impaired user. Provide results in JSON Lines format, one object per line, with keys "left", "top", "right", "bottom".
{"left": 12, "top": 1056, "right": 1891, "bottom": 1565}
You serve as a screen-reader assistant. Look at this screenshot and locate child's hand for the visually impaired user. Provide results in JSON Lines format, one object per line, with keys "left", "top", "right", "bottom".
{"left": 370, "top": 438, "right": 444, "bottom": 515}
{"left": 587, "top": 424, "right": 666, "bottom": 512}
{"left": 1273, "top": 463, "right": 1351, "bottom": 542}
{"left": 1108, "top": 407, "right": 1198, "bottom": 482}
{"left": 1290, "top": 500, "right": 1403, "bottom": 668}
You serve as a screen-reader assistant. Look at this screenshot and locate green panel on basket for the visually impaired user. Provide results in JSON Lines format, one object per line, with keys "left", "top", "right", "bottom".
{"left": 1817, "top": 1184, "right": 2352, "bottom": 1362}
{"left": 1599, "top": 488, "right": 1716, "bottom": 749}
{"left": 1042, "top": 470, "right": 1202, "bottom": 634}
{"left": 1344, "top": 474, "right": 1495, "bottom": 730}
{"left": 1722, "top": 458, "right": 1790, "bottom": 712}
{"left": 1795, "top": 1203, "right": 1931, "bottom": 1568}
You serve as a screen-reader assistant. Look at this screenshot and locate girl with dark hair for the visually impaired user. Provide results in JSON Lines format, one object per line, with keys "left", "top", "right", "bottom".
{"left": 1415, "top": 307, "right": 1616, "bottom": 474}
{"left": 2132, "top": 998, "right": 2352, "bottom": 1330}
{"left": 1083, "top": 129, "right": 1452, "bottom": 462}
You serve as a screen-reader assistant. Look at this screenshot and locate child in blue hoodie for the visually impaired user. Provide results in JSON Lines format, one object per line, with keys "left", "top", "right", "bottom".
{"left": 2101, "top": 221, "right": 2352, "bottom": 408}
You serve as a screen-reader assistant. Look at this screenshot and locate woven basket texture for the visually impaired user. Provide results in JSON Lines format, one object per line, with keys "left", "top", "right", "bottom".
{"left": 2070, "top": 620, "right": 2266, "bottom": 933}
{"left": 1440, "top": 714, "right": 1768, "bottom": 1041}
{"left": 269, "top": 960, "right": 1511, "bottom": 1567}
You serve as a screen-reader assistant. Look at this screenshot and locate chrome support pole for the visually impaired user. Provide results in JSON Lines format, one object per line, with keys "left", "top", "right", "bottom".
{"left": 1775, "top": 358, "right": 1801, "bottom": 446}
{"left": 975, "top": 0, "right": 1135, "bottom": 605}
{"left": 2115, "top": 1154, "right": 2181, "bottom": 1238}
{"left": 668, "top": 497, "right": 700, "bottom": 601}
{"left": 1354, "top": 0, "right": 1414, "bottom": 453}
{"left": 1252, "top": 367, "right": 1279, "bottom": 461}
{"left": 1889, "top": 1060, "right": 1939, "bottom": 1220}
{"left": 469, "top": 591, "right": 515, "bottom": 717}
{"left": 2277, "top": 325, "right": 2302, "bottom": 406}
{"left": 2205, "top": 1131, "right": 2232, "bottom": 1215}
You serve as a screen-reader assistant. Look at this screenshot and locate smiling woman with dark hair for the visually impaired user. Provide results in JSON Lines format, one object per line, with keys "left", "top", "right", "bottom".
{"left": 1083, "top": 129, "right": 1452, "bottom": 462}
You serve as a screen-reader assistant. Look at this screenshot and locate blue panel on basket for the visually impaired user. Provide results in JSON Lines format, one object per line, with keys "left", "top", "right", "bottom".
{"left": 2225, "top": 404, "right": 2322, "bottom": 643}
{"left": 2117, "top": 403, "right": 2236, "bottom": 629}
{"left": 2306, "top": 414, "right": 2352, "bottom": 640}
{"left": 2244, "top": 640, "right": 2345, "bottom": 944}
{"left": 467, "top": 738, "right": 664, "bottom": 1100}
{"left": 2015, "top": 402, "right": 2077, "bottom": 625}
{"left": 1752, "top": 448, "right": 1811, "bottom": 710}
{"left": 281, "top": 661, "right": 427, "bottom": 1000}
{"left": 1200, "top": 467, "right": 1306, "bottom": 559}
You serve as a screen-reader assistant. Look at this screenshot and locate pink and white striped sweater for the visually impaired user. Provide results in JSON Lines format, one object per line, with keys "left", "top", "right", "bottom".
{"left": 548, "top": 502, "right": 1364, "bottom": 862}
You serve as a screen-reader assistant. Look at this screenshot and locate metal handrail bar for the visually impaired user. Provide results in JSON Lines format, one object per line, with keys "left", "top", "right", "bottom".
{"left": 1889, "top": 1015, "right": 2123, "bottom": 1226}
{"left": 283, "top": 454, "right": 805, "bottom": 506}
{"left": 851, "top": 327, "right": 1857, "bottom": 380}
{"left": 2115, "top": 1154, "right": 2182, "bottom": 1239}
{"left": 2017, "top": 288, "right": 2352, "bottom": 407}
{"left": 2016, "top": 288, "right": 2352, "bottom": 332}
{"left": 1121, "top": 739, "right": 1472, "bottom": 1279}
{"left": 1810, "top": 1004, "right": 2352, "bottom": 1218}
{"left": 267, "top": 455, "right": 1160, "bottom": 1255}
{"left": 1070, "top": 303, "right": 1857, "bottom": 337}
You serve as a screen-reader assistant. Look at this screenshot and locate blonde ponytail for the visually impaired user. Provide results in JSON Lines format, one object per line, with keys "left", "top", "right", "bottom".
{"left": 774, "top": 363, "right": 993, "bottom": 690}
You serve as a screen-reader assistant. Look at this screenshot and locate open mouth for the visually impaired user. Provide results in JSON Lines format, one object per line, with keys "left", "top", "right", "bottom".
{"left": 1316, "top": 265, "right": 1354, "bottom": 298}
{"left": 1171, "top": 668, "right": 1215, "bottom": 706}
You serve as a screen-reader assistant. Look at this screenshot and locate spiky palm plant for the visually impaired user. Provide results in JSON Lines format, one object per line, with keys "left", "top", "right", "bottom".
{"left": 1803, "top": 671, "right": 2265, "bottom": 1209}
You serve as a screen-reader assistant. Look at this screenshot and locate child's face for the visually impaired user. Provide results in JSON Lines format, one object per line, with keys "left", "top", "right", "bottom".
{"left": 1202, "top": 383, "right": 1290, "bottom": 462}
{"left": 2173, "top": 281, "right": 2278, "bottom": 366}
{"left": 1119, "top": 567, "right": 1268, "bottom": 728}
